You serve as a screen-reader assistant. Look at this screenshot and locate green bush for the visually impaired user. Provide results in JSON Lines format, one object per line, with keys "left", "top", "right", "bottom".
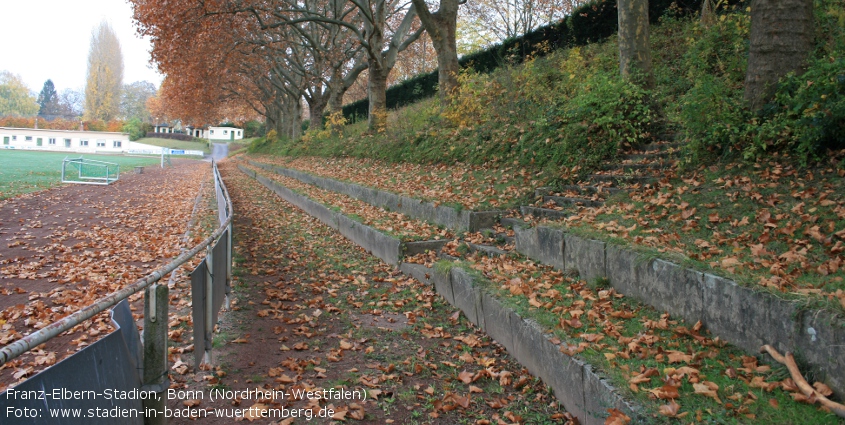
{"left": 243, "top": 120, "right": 265, "bottom": 138}
{"left": 122, "top": 118, "right": 152, "bottom": 141}
{"left": 678, "top": 0, "right": 845, "bottom": 164}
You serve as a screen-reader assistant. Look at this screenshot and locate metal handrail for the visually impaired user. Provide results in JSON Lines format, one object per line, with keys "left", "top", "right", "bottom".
{"left": 0, "top": 161, "right": 233, "bottom": 366}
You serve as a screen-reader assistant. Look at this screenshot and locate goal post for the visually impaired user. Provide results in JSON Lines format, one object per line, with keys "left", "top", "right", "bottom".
{"left": 61, "top": 157, "right": 120, "bottom": 185}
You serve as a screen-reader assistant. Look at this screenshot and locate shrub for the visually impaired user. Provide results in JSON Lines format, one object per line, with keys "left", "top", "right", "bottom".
{"left": 678, "top": 0, "right": 845, "bottom": 164}
{"left": 123, "top": 118, "right": 152, "bottom": 141}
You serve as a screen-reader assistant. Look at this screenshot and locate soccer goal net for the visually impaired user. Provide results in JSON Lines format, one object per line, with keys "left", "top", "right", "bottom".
{"left": 61, "top": 157, "right": 120, "bottom": 185}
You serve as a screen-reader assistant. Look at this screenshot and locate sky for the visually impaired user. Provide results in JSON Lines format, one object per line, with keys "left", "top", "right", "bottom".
{"left": 0, "top": 0, "right": 163, "bottom": 94}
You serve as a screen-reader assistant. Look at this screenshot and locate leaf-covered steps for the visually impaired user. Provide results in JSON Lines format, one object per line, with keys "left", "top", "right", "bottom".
{"left": 239, "top": 164, "right": 641, "bottom": 424}
{"left": 248, "top": 158, "right": 845, "bottom": 400}
{"left": 246, "top": 160, "right": 501, "bottom": 232}
{"left": 507, "top": 217, "right": 845, "bottom": 397}
{"left": 241, "top": 163, "right": 842, "bottom": 424}
{"left": 239, "top": 165, "right": 448, "bottom": 265}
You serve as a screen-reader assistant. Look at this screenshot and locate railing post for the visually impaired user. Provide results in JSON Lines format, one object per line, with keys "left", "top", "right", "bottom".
{"left": 203, "top": 248, "right": 214, "bottom": 366}
{"left": 225, "top": 223, "right": 233, "bottom": 310}
{"left": 143, "top": 284, "right": 169, "bottom": 425}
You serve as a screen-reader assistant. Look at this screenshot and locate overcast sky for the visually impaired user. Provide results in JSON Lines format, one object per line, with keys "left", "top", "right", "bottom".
{"left": 0, "top": 0, "right": 163, "bottom": 94}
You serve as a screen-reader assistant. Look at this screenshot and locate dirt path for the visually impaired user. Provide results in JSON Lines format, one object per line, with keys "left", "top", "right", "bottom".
{"left": 160, "top": 161, "right": 573, "bottom": 424}
{"left": 0, "top": 160, "right": 209, "bottom": 388}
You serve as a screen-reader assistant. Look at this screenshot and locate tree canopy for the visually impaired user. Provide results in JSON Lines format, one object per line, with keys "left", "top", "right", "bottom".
{"left": 0, "top": 71, "right": 39, "bottom": 117}
{"left": 120, "top": 80, "right": 157, "bottom": 121}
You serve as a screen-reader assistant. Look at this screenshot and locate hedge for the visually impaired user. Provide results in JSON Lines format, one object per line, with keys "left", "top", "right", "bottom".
{"left": 342, "top": 0, "right": 706, "bottom": 122}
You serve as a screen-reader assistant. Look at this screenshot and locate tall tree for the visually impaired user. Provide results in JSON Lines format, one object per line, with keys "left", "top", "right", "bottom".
{"left": 84, "top": 21, "right": 124, "bottom": 121}
{"left": 0, "top": 71, "right": 39, "bottom": 117}
{"left": 617, "top": 0, "right": 653, "bottom": 87}
{"left": 120, "top": 81, "right": 157, "bottom": 121}
{"left": 411, "top": 0, "right": 463, "bottom": 105}
{"left": 37, "top": 79, "right": 61, "bottom": 118}
{"left": 743, "top": 0, "right": 814, "bottom": 111}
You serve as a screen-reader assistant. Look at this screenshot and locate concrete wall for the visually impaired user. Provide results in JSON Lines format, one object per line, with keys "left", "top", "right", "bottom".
{"left": 247, "top": 160, "right": 500, "bottom": 232}
{"left": 513, "top": 223, "right": 845, "bottom": 396}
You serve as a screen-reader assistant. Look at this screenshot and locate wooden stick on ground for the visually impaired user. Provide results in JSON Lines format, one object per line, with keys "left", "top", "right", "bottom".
{"left": 761, "top": 344, "right": 845, "bottom": 419}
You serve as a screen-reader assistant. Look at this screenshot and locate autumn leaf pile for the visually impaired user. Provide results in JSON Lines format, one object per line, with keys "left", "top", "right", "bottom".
{"left": 0, "top": 162, "right": 210, "bottom": 389}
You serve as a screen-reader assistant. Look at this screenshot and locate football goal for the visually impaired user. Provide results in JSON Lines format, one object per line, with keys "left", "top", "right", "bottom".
{"left": 61, "top": 157, "right": 120, "bottom": 185}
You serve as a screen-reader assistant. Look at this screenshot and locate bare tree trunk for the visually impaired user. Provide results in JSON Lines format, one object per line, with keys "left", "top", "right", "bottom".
{"left": 284, "top": 98, "right": 303, "bottom": 140}
{"left": 308, "top": 101, "right": 326, "bottom": 130}
{"left": 264, "top": 102, "right": 278, "bottom": 137}
{"left": 700, "top": 0, "right": 715, "bottom": 28}
{"left": 306, "top": 92, "right": 329, "bottom": 130}
{"left": 435, "top": 42, "right": 460, "bottom": 101}
{"left": 327, "top": 86, "right": 346, "bottom": 113}
{"left": 744, "top": 0, "right": 814, "bottom": 111}
{"left": 617, "top": 0, "right": 653, "bottom": 87}
{"left": 327, "top": 60, "right": 367, "bottom": 113}
{"left": 368, "top": 60, "right": 389, "bottom": 130}
{"left": 412, "top": 0, "right": 461, "bottom": 105}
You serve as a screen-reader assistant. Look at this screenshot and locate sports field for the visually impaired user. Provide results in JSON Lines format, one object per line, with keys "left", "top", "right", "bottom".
{"left": 0, "top": 150, "right": 161, "bottom": 200}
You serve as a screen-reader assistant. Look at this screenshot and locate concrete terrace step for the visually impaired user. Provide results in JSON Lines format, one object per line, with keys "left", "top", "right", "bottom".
{"left": 511, "top": 224, "right": 845, "bottom": 398}
{"left": 536, "top": 185, "right": 625, "bottom": 198}
{"left": 401, "top": 262, "right": 641, "bottom": 424}
{"left": 634, "top": 141, "right": 684, "bottom": 153}
{"left": 600, "top": 162, "right": 670, "bottom": 172}
{"left": 239, "top": 159, "right": 845, "bottom": 422}
{"left": 246, "top": 160, "right": 501, "bottom": 232}
{"left": 500, "top": 217, "right": 529, "bottom": 231}
{"left": 243, "top": 163, "right": 643, "bottom": 422}
{"left": 468, "top": 242, "right": 509, "bottom": 258}
{"left": 586, "top": 174, "right": 657, "bottom": 185}
{"left": 476, "top": 229, "right": 516, "bottom": 246}
{"left": 621, "top": 150, "right": 675, "bottom": 162}
{"left": 543, "top": 195, "right": 604, "bottom": 208}
{"left": 519, "top": 205, "right": 571, "bottom": 221}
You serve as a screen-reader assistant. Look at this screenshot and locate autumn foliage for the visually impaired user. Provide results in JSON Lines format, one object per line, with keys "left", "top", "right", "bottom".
{"left": 0, "top": 116, "right": 127, "bottom": 132}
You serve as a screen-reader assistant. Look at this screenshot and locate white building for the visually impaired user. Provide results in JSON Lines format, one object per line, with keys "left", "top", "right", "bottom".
{"left": 1, "top": 127, "right": 130, "bottom": 154}
{"left": 0, "top": 127, "right": 204, "bottom": 156}
{"left": 207, "top": 127, "right": 243, "bottom": 141}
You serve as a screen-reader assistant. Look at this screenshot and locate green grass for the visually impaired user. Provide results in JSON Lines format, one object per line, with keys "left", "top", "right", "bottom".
{"left": 0, "top": 150, "right": 161, "bottom": 199}
{"left": 136, "top": 137, "right": 211, "bottom": 154}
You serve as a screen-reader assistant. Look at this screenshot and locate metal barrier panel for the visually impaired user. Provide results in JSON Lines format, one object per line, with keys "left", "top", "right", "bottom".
{"left": 211, "top": 231, "right": 228, "bottom": 326}
{"left": 190, "top": 261, "right": 209, "bottom": 368}
{"left": 215, "top": 177, "right": 227, "bottom": 225}
{"left": 0, "top": 300, "right": 144, "bottom": 425}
